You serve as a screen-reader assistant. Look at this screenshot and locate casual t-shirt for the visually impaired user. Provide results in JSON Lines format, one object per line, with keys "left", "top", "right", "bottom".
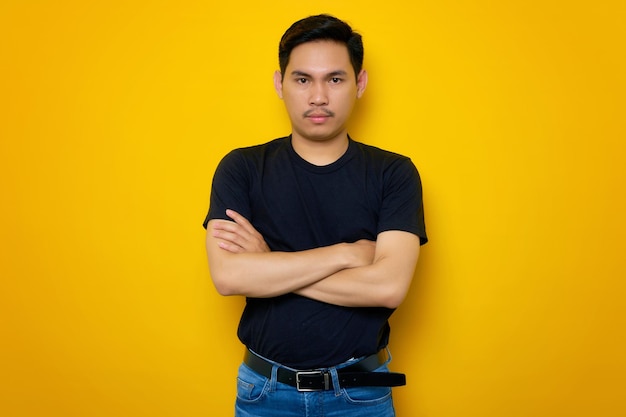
{"left": 204, "top": 136, "right": 427, "bottom": 368}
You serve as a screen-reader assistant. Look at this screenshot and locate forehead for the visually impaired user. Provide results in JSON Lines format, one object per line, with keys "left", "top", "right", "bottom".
{"left": 286, "top": 40, "right": 353, "bottom": 75}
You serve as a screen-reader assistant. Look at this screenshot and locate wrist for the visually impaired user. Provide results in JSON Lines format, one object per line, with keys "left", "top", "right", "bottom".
{"left": 337, "top": 242, "right": 357, "bottom": 269}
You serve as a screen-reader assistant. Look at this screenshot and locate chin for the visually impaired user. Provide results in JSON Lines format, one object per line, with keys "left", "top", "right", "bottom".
{"left": 296, "top": 128, "right": 345, "bottom": 142}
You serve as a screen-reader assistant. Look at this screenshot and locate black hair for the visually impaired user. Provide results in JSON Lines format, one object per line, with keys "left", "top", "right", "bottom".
{"left": 278, "top": 14, "right": 364, "bottom": 79}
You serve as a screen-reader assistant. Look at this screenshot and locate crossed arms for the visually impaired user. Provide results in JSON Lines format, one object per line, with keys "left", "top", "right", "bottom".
{"left": 205, "top": 209, "right": 420, "bottom": 309}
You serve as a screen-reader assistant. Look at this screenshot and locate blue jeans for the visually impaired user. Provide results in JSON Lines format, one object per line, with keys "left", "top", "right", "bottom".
{"left": 234, "top": 351, "right": 396, "bottom": 417}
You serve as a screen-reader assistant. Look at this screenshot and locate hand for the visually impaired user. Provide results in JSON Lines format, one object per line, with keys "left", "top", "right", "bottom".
{"left": 211, "top": 209, "right": 270, "bottom": 254}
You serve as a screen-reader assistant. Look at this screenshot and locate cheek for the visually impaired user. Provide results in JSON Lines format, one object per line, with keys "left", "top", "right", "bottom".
{"left": 285, "top": 104, "right": 301, "bottom": 118}
{"left": 281, "top": 104, "right": 302, "bottom": 125}
{"left": 283, "top": 97, "right": 303, "bottom": 115}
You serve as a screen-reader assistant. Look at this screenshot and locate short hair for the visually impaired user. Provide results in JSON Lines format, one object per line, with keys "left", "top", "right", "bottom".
{"left": 278, "top": 14, "right": 364, "bottom": 79}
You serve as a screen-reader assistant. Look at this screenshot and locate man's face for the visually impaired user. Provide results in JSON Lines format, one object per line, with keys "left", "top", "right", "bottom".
{"left": 274, "top": 40, "right": 367, "bottom": 144}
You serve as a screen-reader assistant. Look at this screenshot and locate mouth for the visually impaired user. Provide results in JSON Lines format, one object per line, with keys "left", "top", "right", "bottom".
{"left": 304, "top": 109, "right": 335, "bottom": 124}
{"left": 307, "top": 115, "right": 329, "bottom": 123}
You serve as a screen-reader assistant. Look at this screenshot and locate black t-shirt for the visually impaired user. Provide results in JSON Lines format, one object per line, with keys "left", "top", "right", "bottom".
{"left": 204, "top": 136, "right": 427, "bottom": 368}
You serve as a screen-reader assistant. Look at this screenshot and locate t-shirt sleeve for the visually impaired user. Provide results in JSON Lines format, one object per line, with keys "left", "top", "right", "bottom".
{"left": 202, "top": 150, "right": 252, "bottom": 229}
{"left": 377, "top": 157, "right": 428, "bottom": 245}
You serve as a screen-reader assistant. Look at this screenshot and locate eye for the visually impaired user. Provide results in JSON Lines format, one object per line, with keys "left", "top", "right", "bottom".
{"left": 330, "top": 77, "right": 342, "bottom": 84}
{"left": 296, "top": 78, "right": 308, "bottom": 84}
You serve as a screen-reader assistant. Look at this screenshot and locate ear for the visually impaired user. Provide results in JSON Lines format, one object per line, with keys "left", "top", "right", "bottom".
{"left": 356, "top": 69, "right": 368, "bottom": 98}
{"left": 273, "top": 70, "right": 284, "bottom": 99}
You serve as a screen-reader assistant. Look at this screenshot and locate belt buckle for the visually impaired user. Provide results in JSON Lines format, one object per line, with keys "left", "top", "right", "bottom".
{"left": 295, "top": 370, "right": 330, "bottom": 392}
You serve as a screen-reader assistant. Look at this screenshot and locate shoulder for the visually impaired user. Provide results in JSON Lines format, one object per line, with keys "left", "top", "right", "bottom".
{"left": 218, "top": 137, "right": 290, "bottom": 167}
{"left": 225, "top": 137, "right": 289, "bottom": 158}
{"left": 352, "top": 139, "right": 410, "bottom": 161}
{"left": 350, "top": 139, "right": 417, "bottom": 175}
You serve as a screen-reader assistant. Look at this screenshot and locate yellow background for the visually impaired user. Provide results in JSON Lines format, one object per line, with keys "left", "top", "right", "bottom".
{"left": 1, "top": 1, "right": 625, "bottom": 416}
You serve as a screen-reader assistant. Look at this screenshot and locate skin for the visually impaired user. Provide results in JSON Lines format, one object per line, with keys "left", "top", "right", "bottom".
{"left": 273, "top": 40, "right": 367, "bottom": 165}
{"left": 205, "top": 40, "right": 420, "bottom": 308}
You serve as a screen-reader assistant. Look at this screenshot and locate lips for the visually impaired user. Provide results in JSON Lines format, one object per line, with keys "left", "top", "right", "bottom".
{"left": 304, "top": 109, "right": 335, "bottom": 123}
{"left": 307, "top": 115, "right": 330, "bottom": 124}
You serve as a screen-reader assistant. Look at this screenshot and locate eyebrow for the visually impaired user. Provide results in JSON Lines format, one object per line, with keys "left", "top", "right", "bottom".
{"left": 290, "top": 70, "right": 349, "bottom": 78}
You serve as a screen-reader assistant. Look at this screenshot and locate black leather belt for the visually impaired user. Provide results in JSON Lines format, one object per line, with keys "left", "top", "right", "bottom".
{"left": 243, "top": 349, "right": 406, "bottom": 392}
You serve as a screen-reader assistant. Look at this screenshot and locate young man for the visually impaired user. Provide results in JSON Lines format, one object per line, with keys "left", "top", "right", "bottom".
{"left": 203, "top": 14, "right": 427, "bottom": 417}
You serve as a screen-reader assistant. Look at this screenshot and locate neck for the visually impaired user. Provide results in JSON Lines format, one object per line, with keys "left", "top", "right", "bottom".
{"left": 291, "top": 132, "right": 349, "bottom": 166}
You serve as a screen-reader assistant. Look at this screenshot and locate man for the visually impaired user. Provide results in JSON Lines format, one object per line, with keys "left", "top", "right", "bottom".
{"left": 203, "top": 14, "right": 427, "bottom": 417}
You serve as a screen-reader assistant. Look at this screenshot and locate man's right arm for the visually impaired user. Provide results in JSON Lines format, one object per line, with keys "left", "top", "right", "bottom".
{"left": 205, "top": 213, "right": 375, "bottom": 298}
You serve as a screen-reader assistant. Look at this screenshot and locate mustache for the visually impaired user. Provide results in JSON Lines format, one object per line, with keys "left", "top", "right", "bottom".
{"left": 303, "top": 108, "right": 335, "bottom": 117}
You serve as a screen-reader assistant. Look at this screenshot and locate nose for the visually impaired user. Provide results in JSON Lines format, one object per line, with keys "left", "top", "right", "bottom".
{"left": 309, "top": 83, "right": 328, "bottom": 106}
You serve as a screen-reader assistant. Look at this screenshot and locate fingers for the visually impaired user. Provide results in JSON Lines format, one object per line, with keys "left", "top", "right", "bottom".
{"left": 225, "top": 209, "right": 269, "bottom": 249}
{"left": 217, "top": 239, "right": 245, "bottom": 254}
{"left": 212, "top": 221, "right": 248, "bottom": 249}
{"left": 226, "top": 209, "right": 255, "bottom": 234}
{"left": 213, "top": 215, "right": 253, "bottom": 244}
{"left": 211, "top": 210, "right": 270, "bottom": 253}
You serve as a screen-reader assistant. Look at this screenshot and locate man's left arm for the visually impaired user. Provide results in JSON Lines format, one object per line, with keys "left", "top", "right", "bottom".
{"left": 294, "top": 230, "right": 420, "bottom": 308}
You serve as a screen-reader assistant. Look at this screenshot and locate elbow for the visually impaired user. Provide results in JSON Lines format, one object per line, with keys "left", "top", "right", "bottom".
{"left": 377, "top": 285, "right": 408, "bottom": 309}
{"left": 380, "top": 291, "right": 405, "bottom": 309}
{"left": 214, "top": 282, "right": 237, "bottom": 297}
{"left": 210, "top": 270, "right": 240, "bottom": 296}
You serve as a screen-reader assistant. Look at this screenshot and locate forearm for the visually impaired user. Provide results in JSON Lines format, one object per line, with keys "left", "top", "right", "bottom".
{"left": 295, "top": 232, "right": 420, "bottom": 308}
{"left": 294, "top": 262, "right": 407, "bottom": 308}
{"left": 205, "top": 215, "right": 375, "bottom": 299}
{"left": 207, "top": 245, "right": 347, "bottom": 298}
{"left": 207, "top": 232, "right": 369, "bottom": 298}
